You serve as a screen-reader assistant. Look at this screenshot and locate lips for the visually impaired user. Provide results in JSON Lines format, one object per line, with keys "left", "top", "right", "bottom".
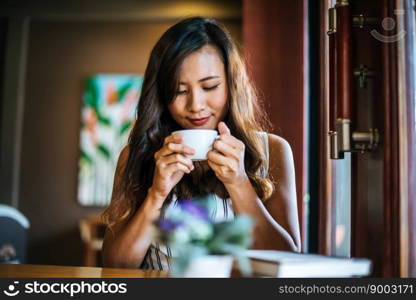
{"left": 188, "top": 116, "right": 210, "bottom": 126}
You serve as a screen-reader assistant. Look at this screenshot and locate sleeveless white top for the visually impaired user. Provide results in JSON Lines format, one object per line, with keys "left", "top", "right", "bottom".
{"left": 140, "top": 131, "right": 270, "bottom": 270}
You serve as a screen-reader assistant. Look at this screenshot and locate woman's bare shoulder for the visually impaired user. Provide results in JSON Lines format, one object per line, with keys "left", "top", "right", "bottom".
{"left": 266, "top": 133, "right": 294, "bottom": 158}
{"left": 264, "top": 133, "right": 295, "bottom": 185}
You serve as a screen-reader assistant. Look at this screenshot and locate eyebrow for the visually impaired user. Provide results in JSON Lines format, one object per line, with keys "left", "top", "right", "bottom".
{"left": 179, "top": 76, "right": 220, "bottom": 85}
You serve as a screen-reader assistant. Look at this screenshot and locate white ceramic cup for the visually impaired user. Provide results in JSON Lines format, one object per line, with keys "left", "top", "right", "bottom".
{"left": 172, "top": 129, "right": 218, "bottom": 161}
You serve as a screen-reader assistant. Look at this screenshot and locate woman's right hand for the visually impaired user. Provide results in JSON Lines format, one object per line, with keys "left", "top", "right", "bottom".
{"left": 150, "top": 134, "right": 195, "bottom": 199}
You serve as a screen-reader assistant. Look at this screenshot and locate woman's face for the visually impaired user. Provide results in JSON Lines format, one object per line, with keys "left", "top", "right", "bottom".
{"left": 168, "top": 44, "right": 228, "bottom": 129}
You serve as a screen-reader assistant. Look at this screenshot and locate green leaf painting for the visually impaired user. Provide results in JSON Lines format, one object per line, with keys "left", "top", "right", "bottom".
{"left": 97, "top": 114, "right": 112, "bottom": 127}
{"left": 97, "top": 143, "right": 111, "bottom": 160}
{"left": 117, "top": 81, "right": 135, "bottom": 102}
{"left": 78, "top": 74, "right": 143, "bottom": 206}
{"left": 120, "top": 120, "right": 132, "bottom": 135}
{"left": 85, "top": 78, "right": 99, "bottom": 112}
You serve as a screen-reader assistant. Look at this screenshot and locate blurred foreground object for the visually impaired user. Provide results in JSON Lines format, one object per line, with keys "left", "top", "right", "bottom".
{"left": 156, "top": 198, "right": 253, "bottom": 277}
{"left": 79, "top": 215, "right": 106, "bottom": 267}
{"left": 0, "top": 204, "right": 30, "bottom": 263}
{"left": 243, "top": 249, "right": 371, "bottom": 277}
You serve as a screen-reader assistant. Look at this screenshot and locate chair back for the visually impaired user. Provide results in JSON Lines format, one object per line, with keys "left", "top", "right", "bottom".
{"left": 79, "top": 215, "right": 106, "bottom": 266}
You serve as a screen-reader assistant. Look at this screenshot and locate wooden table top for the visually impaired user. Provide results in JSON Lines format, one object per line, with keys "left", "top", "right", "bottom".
{"left": 0, "top": 264, "right": 169, "bottom": 278}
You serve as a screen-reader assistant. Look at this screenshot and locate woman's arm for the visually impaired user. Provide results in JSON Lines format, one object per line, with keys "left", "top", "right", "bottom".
{"left": 207, "top": 122, "right": 301, "bottom": 252}
{"left": 102, "top": 147, "right": 166, "bottom": 268}
{"left": 225, "top": 134, "right": 301, "bottom": 252}
{"left": 102, "top": 134, "right": 195, "bottom": 268}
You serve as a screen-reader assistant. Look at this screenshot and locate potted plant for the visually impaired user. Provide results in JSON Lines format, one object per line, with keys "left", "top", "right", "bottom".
{"left": 155, "top": 198, "right": 253, "bottom": 277}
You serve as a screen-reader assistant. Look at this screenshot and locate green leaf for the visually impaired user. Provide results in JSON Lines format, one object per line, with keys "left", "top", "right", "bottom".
{"left": 117, "top": 81, "right": 134, "bottom": 103}
{"left": 80, "top": 150, "right": 93, "bottom": 165}
{"left": 120, "top": 121, "right": 132, "bottom": 135}
{"left": 209, "top": 215, "right": 253, "bottom": 252}
{"left": 97, "top": 114, "right": 111, "bottom": 126}
{"left": 97, "top": 144, "right": 111, "bottom": 160}
{"left": 84, "top": 78, "right": 99, "bottom": 111}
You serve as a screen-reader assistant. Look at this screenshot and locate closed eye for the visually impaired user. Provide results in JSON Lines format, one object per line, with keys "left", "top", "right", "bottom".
{"left": 176, "top": 83, "right": 220, "bottom": 95}
{"left": 175, "top": 90, "right": 188, "bottom": 95}
{"left": 203, "top": 84, "right": 220, "bottom": 91}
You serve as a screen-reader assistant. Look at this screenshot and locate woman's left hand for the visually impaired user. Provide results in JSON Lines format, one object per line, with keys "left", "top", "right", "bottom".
{"left": 207, "top": 122, "right": 249, "bottom": 187}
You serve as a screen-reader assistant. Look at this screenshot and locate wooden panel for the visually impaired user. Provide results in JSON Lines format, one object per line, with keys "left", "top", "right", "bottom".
{"left": 404, "top": 0, "right": 416, "bottom": 276}
{"left": 348, "top": 0, "right": 385, "bottom": 276}
{"left": 318, "top": 0, "right": 336, "bottom": 256}
{"left": 242, "top": 0, "right": 307, "bottom": 251}
{"left": 381, "top": 0, "right": 401, "bottom": 277}
{"left": 318, "top": 0, "right": 415, "bottom": 277}
{"left": 335, "top": 4, "right": 353, "bottom": 119}
{"left": 400, "top": 0, "right": 416, "bottom": 277}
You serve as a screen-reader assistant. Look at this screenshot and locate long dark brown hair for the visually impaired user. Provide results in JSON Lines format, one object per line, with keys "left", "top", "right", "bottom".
{"left": 103, "top": 17, "right": 273, "bottom": 229}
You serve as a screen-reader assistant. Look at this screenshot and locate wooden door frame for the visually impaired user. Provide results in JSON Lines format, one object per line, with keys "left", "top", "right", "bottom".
{"left": 318, "top": 0, "right": 416, "bottom": 276}
{"left": 318, "top": 0, "right": 336, "bottom": 256}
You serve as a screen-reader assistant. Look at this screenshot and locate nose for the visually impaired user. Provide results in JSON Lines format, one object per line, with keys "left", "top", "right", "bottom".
{"left": 186, "top": 88, "right": 206, "bottom": 113}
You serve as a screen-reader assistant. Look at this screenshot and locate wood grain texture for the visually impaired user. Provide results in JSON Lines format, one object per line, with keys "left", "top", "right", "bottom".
{"left": 335, "top": 4, "right": 353, "bottom": 119}
{"left": 318, "top": 0, "right": 335, "bottom": 256}
{"left": 382, "top": 0, "right": 400, "bottom": 278}
{"left": 242, "top": 0, "right": 307, "bottom": 251}
{"left": 0, "top": 264, "right": 168, "bottom": 278}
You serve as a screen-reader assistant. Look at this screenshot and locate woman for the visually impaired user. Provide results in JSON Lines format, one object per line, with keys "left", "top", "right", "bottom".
{"left": 102, "top": 17, "right": 300, "bottom": 269}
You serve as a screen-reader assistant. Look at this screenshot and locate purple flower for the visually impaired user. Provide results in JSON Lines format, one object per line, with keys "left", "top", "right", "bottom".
{"left": 177, "top": 199, "right": 209, "bottom": 221}
{"left": 158, "top": 219, "right": 184, "bottom": 232}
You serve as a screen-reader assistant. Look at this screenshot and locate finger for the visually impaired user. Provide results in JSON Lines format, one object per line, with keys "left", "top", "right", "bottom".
{"left": 207, "top": 159, "right": 229, "bottom": 177}
{"left": 218, "top": 121, "right": 231, "bottom": 136}
{"left": 207, "top": 159, "right": 220, "bottom": 173}
{"left": 207, "top": 150, "right": 233, "bottom": 167}
{"left": 159, "top": 142, "right": 195, "bottom": 157}
{"left": 163, "top": 134, "right": 183, "bottom": 146}
{"left": 156, "top": 134, "right": 183, "bottom": 159}
{"left": 159, "top": 153, "right": 194, "bottom": 171}
{"left": 155, "top": 142, "right": 195, "bottom": 160}
{"left": 213, "top": 139, "right": 240, "bottom": 160}
{"left": 165, "top": 153, "right": 194, "bottom": 171}
{"left": 207, "top": 158, "right": 222, "bottom": 169}
{"left": 217, "top": 134, "right": 245, "bottom": 151}
{"left": 164, "top": 161, "right": 192, "bottom": 174}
